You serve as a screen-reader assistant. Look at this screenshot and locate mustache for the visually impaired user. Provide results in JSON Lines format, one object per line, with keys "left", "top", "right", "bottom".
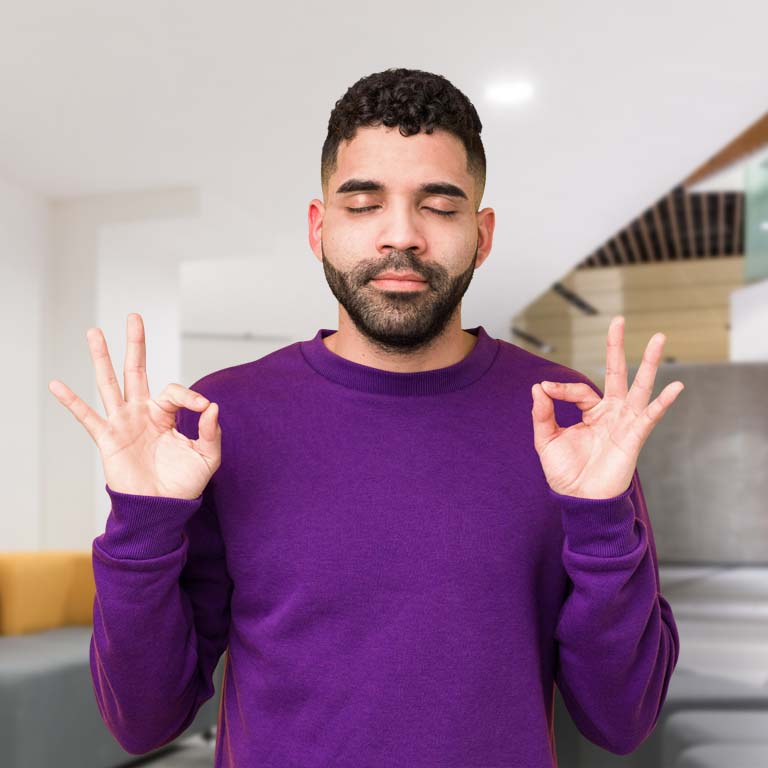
{"left": 361, "top": 252, "right": 437, "bottom": 283}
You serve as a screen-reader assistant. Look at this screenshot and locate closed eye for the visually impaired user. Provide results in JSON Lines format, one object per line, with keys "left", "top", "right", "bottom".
{"left": 346, "top": 206, "right": 457, "bottom": 218}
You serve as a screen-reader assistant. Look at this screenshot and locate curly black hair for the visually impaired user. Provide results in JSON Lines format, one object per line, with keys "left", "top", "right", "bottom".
{"left": 321, "top": 68, "right": 486, "bottom": 208}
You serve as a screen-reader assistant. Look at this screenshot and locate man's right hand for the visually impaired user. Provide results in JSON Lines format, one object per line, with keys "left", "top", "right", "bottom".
{"left": 48, "top": 313, "right": 221, "bottom": 500}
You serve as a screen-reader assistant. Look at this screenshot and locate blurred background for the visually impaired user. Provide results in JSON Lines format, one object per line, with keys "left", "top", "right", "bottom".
{"left": 1, "top": 1, "right": 767, "bottom": 766}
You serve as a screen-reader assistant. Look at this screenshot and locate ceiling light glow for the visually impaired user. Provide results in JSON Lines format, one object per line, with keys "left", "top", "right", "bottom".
{"left": 485, "top": 80, "right": 535, "bottom": 106}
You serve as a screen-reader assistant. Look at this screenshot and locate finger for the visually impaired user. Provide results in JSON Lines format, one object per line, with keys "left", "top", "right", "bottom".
{"left": 540, "top": 381, "right": 601, "bottom": 411}
{"left": 622, "top": 380, "right": 685, "bottom": 455}
{"left": 531, "top": 383, "right": 560, "bottom": 453}
{"left": 48, "top": 379, "right": 107, "bottom": 443}
{"left": 604, "top": 316, "right": 628, "bottom": 400}
{"left": 86, "top": 327, "right": 124, "bottom": 417}
{"left": 626, "top": 331, "right": 666, "bottom": 415}
{"left": 154, "top": 383, "right": 210, "bottom": 416}
{"left": 124, "top": 313, "right": 150, "bottom": 402}
{"left": 195, "top": 402, "right": 221, "bottom": 461}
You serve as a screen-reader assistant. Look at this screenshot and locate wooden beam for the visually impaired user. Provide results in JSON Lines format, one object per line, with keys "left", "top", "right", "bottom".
{"left": 667, "top": 191, "right": 684, "bottom": 259}
{"left": 683, "top": 191, "right": 696, "bottom": 258}
{"left": 652, "top": 202, "right": 670, "bottom": 261}
{"left": 612, "top": 235, "right": 629, "bottom": 264}
{"left": 683, "top": 111, "right": 768, "bottom": 188}
{"left": 638, "top": 211, "right": 656, "bottom": 262}
{"left": 718, "top": 192, "right": 726, "bottom": 256}
{"left": 623, "top": 223, "right": 642, "bottom": 263}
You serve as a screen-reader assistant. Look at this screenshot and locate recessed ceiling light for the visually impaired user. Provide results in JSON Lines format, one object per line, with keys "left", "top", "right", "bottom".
{"left": 485, "top": 80, "right": 535, "bottom": 106}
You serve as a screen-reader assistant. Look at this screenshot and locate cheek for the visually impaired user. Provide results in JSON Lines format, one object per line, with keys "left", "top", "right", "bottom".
{"left": 324, "top": 222, "right": 367, "bottom": 259}
{"left": 433, "top": 228, "right": 476, "bottom": 263}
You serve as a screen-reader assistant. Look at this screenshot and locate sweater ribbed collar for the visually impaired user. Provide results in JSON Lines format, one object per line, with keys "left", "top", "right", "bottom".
{"left": 300, "top": 325, "right": 499, "bottom": 396}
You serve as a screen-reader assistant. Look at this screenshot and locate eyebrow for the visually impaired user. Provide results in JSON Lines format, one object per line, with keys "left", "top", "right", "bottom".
{"left": 334, "top": 178, "right": 469, "bottom": 201}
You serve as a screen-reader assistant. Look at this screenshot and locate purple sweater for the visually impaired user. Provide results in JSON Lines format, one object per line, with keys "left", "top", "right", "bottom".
{"left": 89, "top": 325, "right": 679, "bottom": 767}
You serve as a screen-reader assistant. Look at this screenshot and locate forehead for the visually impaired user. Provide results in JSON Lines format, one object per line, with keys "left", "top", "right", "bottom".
{"left": 332, "top": 125, "right": 471, "bottom": 191}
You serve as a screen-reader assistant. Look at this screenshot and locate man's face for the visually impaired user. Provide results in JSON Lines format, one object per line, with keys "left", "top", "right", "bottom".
{"left": 308, "top": 125, "right": 494, "bottom": 352}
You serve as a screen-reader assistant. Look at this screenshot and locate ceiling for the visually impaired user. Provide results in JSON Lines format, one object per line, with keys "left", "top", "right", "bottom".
{"left": 578, "top": 112, "right": 768, "bottom": 269}
{"left": 579, "top": 187, "right": 744, "bottom": 268}
{"left": 2, "top": 1, "right": 768, "bottom": 334}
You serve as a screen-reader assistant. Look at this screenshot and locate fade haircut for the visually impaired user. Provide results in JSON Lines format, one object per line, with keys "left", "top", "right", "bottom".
{"left": 321, "top": 68, "right": 486, "bottom": 209}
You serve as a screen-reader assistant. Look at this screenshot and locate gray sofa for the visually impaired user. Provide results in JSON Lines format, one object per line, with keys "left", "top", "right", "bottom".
{"left": 555, "top": 667, "right": 768, "bottom": 767}
{"left": 0, "top": 625, "right": 224, "bottom": 768}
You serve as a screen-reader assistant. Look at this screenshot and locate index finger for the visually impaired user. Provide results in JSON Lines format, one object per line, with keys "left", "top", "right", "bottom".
{"left": 604, "top": 315, "right": 628, "bottom": 400}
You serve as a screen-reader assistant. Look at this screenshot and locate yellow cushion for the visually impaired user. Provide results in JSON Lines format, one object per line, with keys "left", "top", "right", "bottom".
{"left": 0, "top": 551, "right": 94, "bottom": 636}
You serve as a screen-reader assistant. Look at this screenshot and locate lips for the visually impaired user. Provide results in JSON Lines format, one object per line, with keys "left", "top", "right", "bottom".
{"left": 372, "top": 272, "right": 426, "bottom": 282}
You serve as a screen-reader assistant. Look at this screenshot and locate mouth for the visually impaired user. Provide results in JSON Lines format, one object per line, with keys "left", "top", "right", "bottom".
{"left": 370, "top": 272, "right": 428, "bottom": 291}
{"left": 371, "top": 278, "right": 429, "bottom": 291}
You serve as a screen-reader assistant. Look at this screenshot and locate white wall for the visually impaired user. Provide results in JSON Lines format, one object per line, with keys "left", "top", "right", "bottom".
{"left": 0, "top": 174, "right": 49, "bottom": 551}
{"left": 41, "top": 188, "right": 199, "bottom": 550}
{"left": 178, "top": 247, "right": 336, "bottom": 386}
{"left": 91, "top": 217, "right": 203, "bottom": 532}
{"left": 731, "top": 278, "right": 768, "bottom": 361}
{"left": 40, "top": 187, "right": 339, "bottom": 548}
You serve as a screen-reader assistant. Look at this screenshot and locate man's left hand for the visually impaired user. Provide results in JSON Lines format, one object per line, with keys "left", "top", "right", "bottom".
{"left": 531, "top": 315, "right": 684, "bottom": 499}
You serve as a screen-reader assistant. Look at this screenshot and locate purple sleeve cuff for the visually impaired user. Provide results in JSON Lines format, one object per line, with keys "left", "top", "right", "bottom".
{"left": 95, "top": 483, "right": 204, "bottom": 560}
{"left": 548, "top": 475, "right": 641, "bottom": 557}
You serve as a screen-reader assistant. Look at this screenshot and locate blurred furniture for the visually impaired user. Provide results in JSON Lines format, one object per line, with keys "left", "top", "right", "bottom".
{"left": 634, "top": 360, "right": 768, "bottom": 564}
{"left": 555, "top": 666, "right": 768, "bottom": 767}
{"left": 555, "top": 565, "right": 768, "bottom": 767}
{"left": 664, "top": 710, "right": 768, "bottom": 767}
{"left": 0, "top": 550, "right": 223, "bottom": 768}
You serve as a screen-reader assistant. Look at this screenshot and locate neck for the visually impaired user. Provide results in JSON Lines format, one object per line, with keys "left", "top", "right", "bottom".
{"left": 323, "top": 309, "right": 477, "bottom": 373}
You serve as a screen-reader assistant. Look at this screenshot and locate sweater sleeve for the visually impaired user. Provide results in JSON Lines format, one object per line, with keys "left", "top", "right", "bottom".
{"left": 550, "top": 466, "right": 680, "bottom": 755}
{"left": 88, "top": 398, "right": 233, "bottom": 755}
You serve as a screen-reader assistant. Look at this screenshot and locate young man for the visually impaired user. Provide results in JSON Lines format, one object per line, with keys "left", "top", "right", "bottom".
{"left": 50, "top": 68, "right": 683, "bottom": 767}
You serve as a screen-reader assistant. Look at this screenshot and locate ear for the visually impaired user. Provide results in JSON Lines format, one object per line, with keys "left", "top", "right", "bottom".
{"left": 308, "top": 198, "right": 325, "bottom": 263}
{"left": 474, "top": 207, "right": 495, "bottom": 269}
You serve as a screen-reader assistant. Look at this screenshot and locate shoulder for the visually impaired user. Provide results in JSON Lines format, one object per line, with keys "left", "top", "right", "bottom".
{"left": 494, "top": 336, "right": 604, "bottom": 397}
{"left": 188, "top": 340, "right": 303, "bottom": 399}
{"left": 175, "top": 340, "right": 304, "bottom": 436}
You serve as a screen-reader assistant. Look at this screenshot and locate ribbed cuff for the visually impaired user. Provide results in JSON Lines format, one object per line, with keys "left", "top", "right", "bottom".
{"left": 96, "top": 483, "right": 204, "bottom": 560}
{"left": 548, "top": 476, "right": 640, "bottom": 557}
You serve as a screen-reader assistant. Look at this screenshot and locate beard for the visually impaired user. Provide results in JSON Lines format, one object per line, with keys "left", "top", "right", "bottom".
{"left": 320, "top": 239, "right": 478, "bottom": 353}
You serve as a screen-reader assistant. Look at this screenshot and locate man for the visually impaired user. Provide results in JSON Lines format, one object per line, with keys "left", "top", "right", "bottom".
{"left": 49, "top": 67, "right": 682, "bottom": 767}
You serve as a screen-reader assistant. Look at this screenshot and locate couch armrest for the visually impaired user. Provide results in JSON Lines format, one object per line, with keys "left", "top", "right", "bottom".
{"left": 0, "top": 551, "right": 94, "bottom": 636}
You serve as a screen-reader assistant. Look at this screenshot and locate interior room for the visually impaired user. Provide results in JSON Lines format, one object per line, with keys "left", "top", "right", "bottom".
{"left": 2, "top": 2, "right": 767, "bottom": 767}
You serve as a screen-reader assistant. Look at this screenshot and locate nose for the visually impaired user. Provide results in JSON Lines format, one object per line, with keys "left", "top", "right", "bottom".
{"left": 374, "top": 201, "right": 428, "bottom": 256}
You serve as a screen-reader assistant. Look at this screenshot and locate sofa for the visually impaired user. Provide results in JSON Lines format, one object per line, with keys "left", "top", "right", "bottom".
{"left": 552, "top": 563, "right": 768, "bottom": 767}
{"left": 0, "top": 550, "right": 224, "bottom": 768}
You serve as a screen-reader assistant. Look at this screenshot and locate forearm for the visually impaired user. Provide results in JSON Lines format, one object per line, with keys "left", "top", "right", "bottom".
{"left": 552, "top": 472, "right": 680, "bottom": 754}
{"left": 90, "top": 485, "right": 227, "bottom": 755}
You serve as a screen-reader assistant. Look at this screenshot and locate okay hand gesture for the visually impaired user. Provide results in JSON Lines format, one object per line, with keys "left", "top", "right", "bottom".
{"left": 48, "top": 313, "right": 221, "bottom": 500}
{"left": 531, "top": 316, "right": 684, "bottom": 499}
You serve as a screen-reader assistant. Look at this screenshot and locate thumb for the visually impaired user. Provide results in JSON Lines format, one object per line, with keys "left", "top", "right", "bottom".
{"left": 531, "top": 383, "right": 559, "bottom": 453}
{"left": 196, "top": 402, "right": 221, "bottom": 456}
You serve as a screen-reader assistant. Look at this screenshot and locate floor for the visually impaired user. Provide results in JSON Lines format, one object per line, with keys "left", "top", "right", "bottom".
{"left": 128, "top": 731, "right": 216, "bottom": 767}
